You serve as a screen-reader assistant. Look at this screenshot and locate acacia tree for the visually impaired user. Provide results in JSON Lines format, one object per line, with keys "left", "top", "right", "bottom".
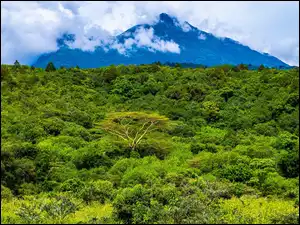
{"left": 96, "top": 112, "right": 169, "bottom": 150}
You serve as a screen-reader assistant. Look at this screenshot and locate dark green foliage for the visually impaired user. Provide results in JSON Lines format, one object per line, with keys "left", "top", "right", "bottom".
{"left": 237, "top": 63, "right": 249, "bottom": 70}
{"left": 219, "top": 163, "right": 253, "bottom": 182}
{"left": 1, "top": 185, "right": 13, "bottom": 200}
{"left": 175, "top": 63, "right": 182, "bottom": 68}
{"left": 152, "top": 61, "right": 162, "bottom": 66}
{"left": 45, "top": 62, "right": 56, "bottom": 72}
{"left": 103, "top": 65, "right": 119, "bottom": 83}
{"left": 13, "top": 60, "right": 21, "bottom": 69}
{"left": 277, "top": 150, "right": 299, "bottom": 178}
{"left": 79, "top": 180, "right": 114, "bottom": 203}
{"left": 271, "top": 213, "right": 299, "bottom": 224}
{"left": 258, "top": 64, "right": 265, "bottom": 71}
{"left": 59, "top": 178, "right": 85, "bottom": 193}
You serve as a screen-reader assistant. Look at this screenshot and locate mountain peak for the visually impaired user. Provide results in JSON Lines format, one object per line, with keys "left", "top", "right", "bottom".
{"left": 33, "top": 12, "right": 289, "bottom": 68}
{"left": 159, "top": 13, "right": 176, "bottom": 25}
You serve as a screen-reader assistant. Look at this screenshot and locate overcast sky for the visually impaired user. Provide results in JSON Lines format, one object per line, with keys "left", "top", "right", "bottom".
{"left": 1, "top": 1, "right": 299, "bottom": 66}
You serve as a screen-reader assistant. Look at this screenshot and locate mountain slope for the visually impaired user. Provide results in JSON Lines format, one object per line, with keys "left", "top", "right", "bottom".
{"left": 33, "top": 13, "right": 289, "bottom": 68}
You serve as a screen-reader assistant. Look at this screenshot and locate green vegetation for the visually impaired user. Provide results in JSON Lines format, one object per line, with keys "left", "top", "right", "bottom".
{"left": 1, "top": 63, "right": 299, "bottom": 224}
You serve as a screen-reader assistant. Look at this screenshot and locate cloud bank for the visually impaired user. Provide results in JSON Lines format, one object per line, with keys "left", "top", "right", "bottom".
{"left": 1, "top": 1, "right": 299, "bottom": 65}
{"left": 110, "top": 27, "right": 180, "bottom": 55}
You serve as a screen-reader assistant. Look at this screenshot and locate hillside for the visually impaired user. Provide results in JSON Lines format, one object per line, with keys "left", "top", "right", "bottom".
{"left": 1, "top": 64, "right": 299, "bottom": 224}
{"left": 32, "top": 13, "right": 289, "bottom": 69}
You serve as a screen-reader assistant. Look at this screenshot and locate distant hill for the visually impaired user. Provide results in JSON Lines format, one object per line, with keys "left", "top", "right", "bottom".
{"left": 33, "top": 13, "right": 289, "bottom": 69}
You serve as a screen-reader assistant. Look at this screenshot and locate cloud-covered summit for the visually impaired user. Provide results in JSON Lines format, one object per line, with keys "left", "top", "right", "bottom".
{"left": 31, "top": 12, "right": 289, "bottom": 69}
{"left": 1, "top": 1, "right": 299, "bottom": 65}
{"left": 55, "top": 14, "right": 182, "bottom": 55}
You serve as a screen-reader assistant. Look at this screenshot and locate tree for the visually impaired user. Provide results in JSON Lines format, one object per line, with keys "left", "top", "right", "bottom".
{"left": 232, "top": 66, "right": 240, "bottom": 72}
{"left": 96, "top": 112, "right": 169, "bottom": 150}
{"left": 237, "top": 64, "right": 248, "bottom": 71}
{"left": 198, "top": 64, "right": 207, "bottom": 69}
{"left": 258, "top": 64, "right": 265, "bottom": 72}
{"left": 103, "top": 65, "right": 118, "bottom": 83}
{"left": 30, "top": 65, "right": 35, "bottom": 70}
{"left": 153, "top": 61, "right": 162, "bottom": 66}
{"left": 45, "top": 62, "right": 56, "bottom": 72}
{"left": 175, "top": 63, "right": 182, "bottom": 68}
{"left": 14, "top": 60, "right": 21, "bottom": 69}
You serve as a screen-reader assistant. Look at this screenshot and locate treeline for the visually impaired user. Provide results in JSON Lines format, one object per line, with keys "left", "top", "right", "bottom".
{"left": 1, "top": 62, "right": 299, "bottom": 224}
{"left": 153, "top": 61, "right": 294, "bottom": 70}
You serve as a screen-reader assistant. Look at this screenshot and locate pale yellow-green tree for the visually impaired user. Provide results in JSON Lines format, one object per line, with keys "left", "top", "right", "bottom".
{"left": 95, "top": 112, "right": 169, "bottom": 150}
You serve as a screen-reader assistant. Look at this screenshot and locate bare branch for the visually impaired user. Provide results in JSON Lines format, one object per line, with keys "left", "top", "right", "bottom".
{"left": 105, "top": 128, "right": 128, "bottom": 141}
{"left": 125, "top": 127, "right": 133, "bottom": 141}
{"left": 135, "top": 121, "right": 155, "bottom": 145}
{"left": 133, "top": 121, "right": 149, "bottom": 143}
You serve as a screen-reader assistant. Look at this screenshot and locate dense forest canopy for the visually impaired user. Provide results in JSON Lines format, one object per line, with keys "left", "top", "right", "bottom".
{"left": 1, "top": 62, "right": 299, "bottom": 224}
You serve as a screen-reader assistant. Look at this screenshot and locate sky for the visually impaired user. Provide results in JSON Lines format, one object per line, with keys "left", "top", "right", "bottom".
{"left": 1, "top": 1, "right": 299, "bottom": 66}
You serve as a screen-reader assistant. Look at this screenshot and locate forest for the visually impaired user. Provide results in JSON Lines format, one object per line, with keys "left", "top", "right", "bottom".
{"left": 1, "top": 62, "right": 299, "bottom": 224}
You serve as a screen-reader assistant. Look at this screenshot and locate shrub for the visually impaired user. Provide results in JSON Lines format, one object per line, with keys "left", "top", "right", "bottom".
{"left": 1, "top": 185, "right": 13, "bottom": 200}
{"left": 79, "top": 180, "right": 114, "bottom": 203}
{"left": 218, "top": 163, "right": 253, "bottom": 182}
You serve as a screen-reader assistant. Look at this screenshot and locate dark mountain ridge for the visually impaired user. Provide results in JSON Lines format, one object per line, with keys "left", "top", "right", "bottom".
{"left": 33, "top": 13, "right": 289, "bottom": 68}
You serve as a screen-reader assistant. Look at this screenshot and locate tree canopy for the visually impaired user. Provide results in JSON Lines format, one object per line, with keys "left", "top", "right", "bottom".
{"left": 97, "top": 112, "right": 169, "bottom": 150}
{"left": 1, "top": 63, "right": 299, "bottom": 224}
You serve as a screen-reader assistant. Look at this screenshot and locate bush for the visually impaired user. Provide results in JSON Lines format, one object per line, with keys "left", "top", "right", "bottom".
{"left": 277, "top": 150, "right": 299, "bottom": 178}
{"left": 190, "top": 142, "right": 223, "bottom": 154}
{"left": 260, "top": 172, "right": 298, "bottom": 196}
{"left": 136, "top": 139, "right": 171, "bottom": 160}
{"left": 219, "top": 196, "right": 298, "bottom": 224}
{"left": 79, "top": 180, "right": 114, "bottom": 203}
{"left": 218, "top": 163, "right": 253, "bottom": 182}
{"left": 1, "top": 185, "right": 13, "bottom": 200}
{"left": 168, "top": 123, "right": 195, "bottom": 137}
{"left": 59, "top": 178, "right": 85, "bottom": 193}
{"left": 18, "top": 183, "right": 40, "bottom": 196}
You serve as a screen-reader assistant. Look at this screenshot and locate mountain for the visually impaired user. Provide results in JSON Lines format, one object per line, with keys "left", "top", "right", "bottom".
{"left": 33, "top": 13, "right": 289, "bottom": 68}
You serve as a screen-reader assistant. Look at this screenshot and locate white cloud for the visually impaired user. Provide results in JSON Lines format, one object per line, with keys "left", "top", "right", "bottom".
{"left": 67, "top": 24, "right": 113, "bottom": 51}
{"left": 173, "top": 19, "right": 193, "bottom": 32}
{"left": 111, "top": 42, "right": 127, "bottom": 55}
{"left": 154, "top": 39, "right": 180, "bottom": 53}
{"left": 123, "top": 32, "right": 131, "bottom": 37}
{"left": 198, "top": 33, "right": 207, "bottom": 40}
{"left": 124, "top": 38, "right": 135, "bottom": 49}
{"left": 135, "top": 27, "right": 155, "bottom": 47}
{"left": 181, "top": 23, "right": 192, "bottom": 32}
{"left": 1, "top": 1, "right": 299, "bottom": 65}
{"left": 110, "top": 27, "right": 180, "bottom": 55}
{"left": 134, "top": 27, "right": 181, "bottom": 53}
